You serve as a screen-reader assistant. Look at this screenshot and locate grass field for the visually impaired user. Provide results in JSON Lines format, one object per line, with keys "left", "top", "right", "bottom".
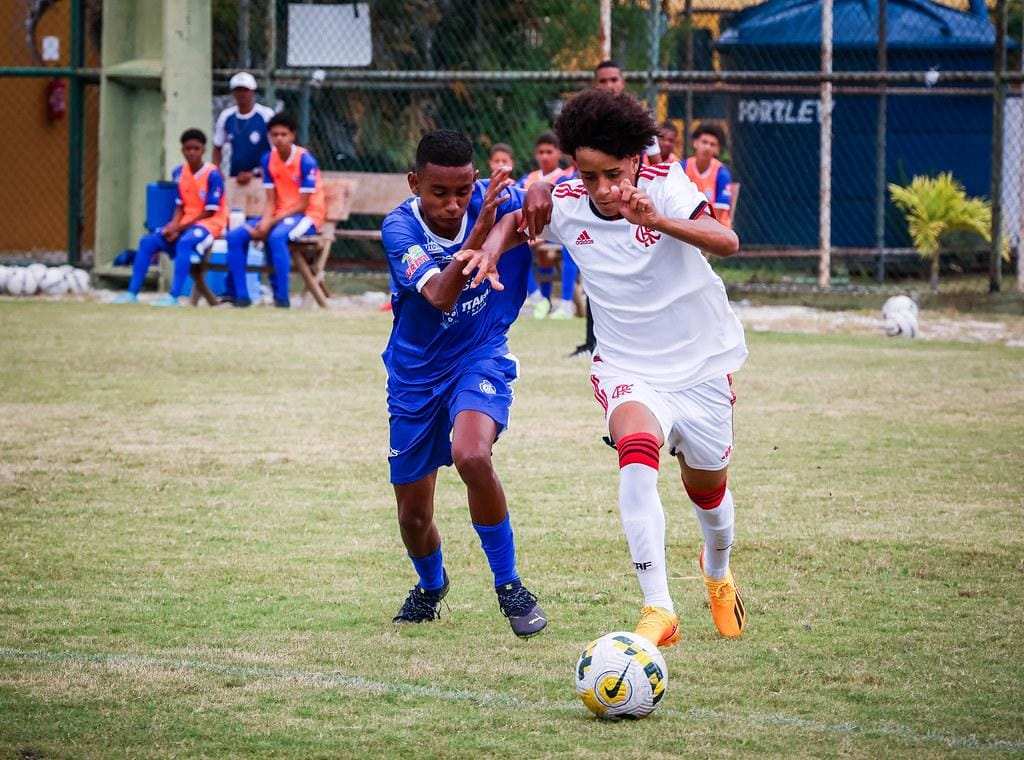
{"left": 1, "top": 301, "right": 1022, "bottom": 758}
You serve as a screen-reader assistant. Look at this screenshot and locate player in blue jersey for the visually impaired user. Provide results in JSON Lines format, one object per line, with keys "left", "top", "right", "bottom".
{"left": 382, "top": 129, "right": 547, "bottom": 638}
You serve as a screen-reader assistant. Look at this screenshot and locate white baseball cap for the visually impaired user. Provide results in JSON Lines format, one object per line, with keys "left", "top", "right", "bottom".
{"left": 229, "top": 71, "right": 258, "bottom": 91}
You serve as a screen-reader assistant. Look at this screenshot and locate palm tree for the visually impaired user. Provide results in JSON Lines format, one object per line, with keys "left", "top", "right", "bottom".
{"left": 888, "top": 173, "right": 993, "bottom": 293}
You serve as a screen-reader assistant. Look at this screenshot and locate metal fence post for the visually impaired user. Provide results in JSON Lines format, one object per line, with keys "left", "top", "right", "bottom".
{"left": 990, "top": 0, "right": 1007, "bottom": 293}
{"left": 875, "top": 0, "right": 888, "bottom": 283}
{"left": 239, "top": 0, "right": 251, "bottom": 69}
{"left": 600, "top": 0, "right": 611, "bottom": 60}
{"left": 265, "top": 0, "right": 277, "bottom": 104}
{"left": 646, "top": 0, "right": 661, "bottom": 110}
{"left": 66, "top": 0, "right": 85, "bottom": 266}
{"left": 819, "top": 0, "right": 833, "bottom": 288}
{"left": 683, "top": 0, "right": 694, "bottom": 157}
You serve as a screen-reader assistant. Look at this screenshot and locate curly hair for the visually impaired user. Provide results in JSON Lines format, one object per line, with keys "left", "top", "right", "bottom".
{"left": 555, "top": 90, "right": 658, "bottom": 160}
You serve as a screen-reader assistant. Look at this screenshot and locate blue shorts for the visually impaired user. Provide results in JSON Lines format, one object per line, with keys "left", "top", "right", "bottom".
{"left": 387, "top": 354, "right": 519, "bottom": 485}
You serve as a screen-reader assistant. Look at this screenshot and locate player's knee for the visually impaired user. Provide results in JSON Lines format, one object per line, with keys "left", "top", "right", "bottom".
{"left": 396, "top": 503, "right": 432, "bottom": 535}
{"left": 684, "top": 477, "right": 727, "bottom": 509}
{"left": 452, "top": 444, "right": 493, "bottom": 482}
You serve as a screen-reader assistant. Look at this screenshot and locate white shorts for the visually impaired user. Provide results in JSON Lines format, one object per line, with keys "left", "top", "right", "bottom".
{"left": 589, "top": 362, "right": 736, "bottom": 471}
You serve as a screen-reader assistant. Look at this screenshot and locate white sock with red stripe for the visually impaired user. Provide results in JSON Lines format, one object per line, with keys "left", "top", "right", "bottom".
{"left": 687, "top": 484, "right": 735, "bottom": 580}
{"left": 617, "top": 433, "right": 673, "bottom": 613}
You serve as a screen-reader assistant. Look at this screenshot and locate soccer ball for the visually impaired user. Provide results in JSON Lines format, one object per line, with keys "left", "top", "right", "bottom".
{"left": 65, "top": 268, "right": 91, "bottom": 294}
{"left": 39, "top": 267, "right": 69, "bottom": 295}
{"left": 882, "top": 295, "right": 919, "bottom": 339}
{"left": 574, "top": 631, "right": 668, "bottom": 720}
{"left": 26, "top": 262, "right": 48, "bottom": 286}
{"left": 6, "top": 267, "right": 38, "bottom": 296}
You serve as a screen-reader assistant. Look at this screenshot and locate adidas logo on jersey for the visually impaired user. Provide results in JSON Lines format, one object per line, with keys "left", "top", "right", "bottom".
{"left": 575, "top": 230, "right": 595, "bottom": 246}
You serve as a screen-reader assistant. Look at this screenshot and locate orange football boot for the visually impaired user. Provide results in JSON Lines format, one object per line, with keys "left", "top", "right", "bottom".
{"left": 699, "top": 546, "right": 746, "bottom": 638}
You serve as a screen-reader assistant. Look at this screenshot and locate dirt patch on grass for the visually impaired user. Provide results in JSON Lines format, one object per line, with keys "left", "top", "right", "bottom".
{"left": 734, "top": 303, "right": 1024, "bottom": 347}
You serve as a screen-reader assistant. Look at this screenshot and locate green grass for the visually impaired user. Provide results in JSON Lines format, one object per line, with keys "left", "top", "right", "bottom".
{"left": 1, "top": 301, "right": 1022, "bottom": 758}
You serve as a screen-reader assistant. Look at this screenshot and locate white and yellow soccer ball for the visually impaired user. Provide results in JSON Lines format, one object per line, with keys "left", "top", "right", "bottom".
{"left": 574, "top": 631, "right": 668, "bottom": 720}
{"left": 882, "top": 295, "right": 919, "bottom": 339}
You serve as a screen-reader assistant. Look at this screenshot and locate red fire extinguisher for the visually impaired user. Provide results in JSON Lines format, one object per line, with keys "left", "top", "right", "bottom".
{"left": 45, "top": 78, "right": 67, "bottom": 122}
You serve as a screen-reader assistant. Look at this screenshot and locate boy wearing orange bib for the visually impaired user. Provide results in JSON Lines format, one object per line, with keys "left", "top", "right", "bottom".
{"left": 113, "top": 129, "right": 228, "bottom": 306}
{"left": 226, "top": 112, "right": 325, "bottom": 307}
{"left": 681, "top": 124, "right": 734, "bottom": 229}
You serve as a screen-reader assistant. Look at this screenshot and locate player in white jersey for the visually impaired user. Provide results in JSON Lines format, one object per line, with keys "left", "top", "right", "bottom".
{"left": 464, "top": 89, "right": 748, "bottom": 647}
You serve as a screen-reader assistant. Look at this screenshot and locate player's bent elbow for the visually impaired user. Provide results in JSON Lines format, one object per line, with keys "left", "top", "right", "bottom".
{"left": 713, "top": 231, "right": 740, "bottom": 257}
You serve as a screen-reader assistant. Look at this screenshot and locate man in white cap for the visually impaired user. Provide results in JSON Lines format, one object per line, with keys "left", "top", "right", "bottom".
{"left": 212, "top": 72, "right": 276, "bottom": 301}
{"left": 213, "top": 72, "right": 276, "bottom": 187}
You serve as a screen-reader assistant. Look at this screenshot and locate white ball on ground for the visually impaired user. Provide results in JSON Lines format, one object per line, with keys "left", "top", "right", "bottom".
{"left": 6, "top": 267, "right": 28, "bottom": 296}
{"left": 575, "top": 631, "right": 668, "bottom": 720}
{"left": 39, "top": 267, "right": 69, "bottom": 295}
{"left": 65, "top": 268, "right": 90, "bottom": 294}
{"left": 882, "top": 295, "right": 919, "bottom": 339}
{"left": 882, "top": 294, "right": 918, "bottom": 320}
{"left": 26, "top": 263, "right": 47, "bottom": 284}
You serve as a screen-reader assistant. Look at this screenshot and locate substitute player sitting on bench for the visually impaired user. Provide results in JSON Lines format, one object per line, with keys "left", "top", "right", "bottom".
{"left": 112, "top": 129, "right": 228, "bottom": 307}
{"left": 225, "top": 112, "right": 325, "bottom": 308}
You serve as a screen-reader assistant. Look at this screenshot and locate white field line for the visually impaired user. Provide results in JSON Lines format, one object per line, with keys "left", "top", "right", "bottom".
{"left": 1, "top": 647, "right": 1022, "bottom": 753}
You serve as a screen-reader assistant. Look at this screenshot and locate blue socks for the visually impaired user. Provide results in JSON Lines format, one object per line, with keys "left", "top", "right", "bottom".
{"left": 473, "top": 514, "right": 520, "bottom": 588}
{"left": 410, "top": 546, "right": 446, "bottom": 591}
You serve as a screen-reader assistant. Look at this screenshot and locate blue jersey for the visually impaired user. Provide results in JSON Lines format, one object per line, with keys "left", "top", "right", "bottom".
{"left": 381, "top": 182, "right": 530, "bottom": 408}
{"left": 213, "top": 103, "right": 275, "bottom": 176}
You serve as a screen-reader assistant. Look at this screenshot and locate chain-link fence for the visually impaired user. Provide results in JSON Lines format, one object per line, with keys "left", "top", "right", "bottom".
{"left": 1, "top": 0, "right": 1022, "bottom": 297}
{"left": 0, "top": 0, "right": 99, "bottom": 267}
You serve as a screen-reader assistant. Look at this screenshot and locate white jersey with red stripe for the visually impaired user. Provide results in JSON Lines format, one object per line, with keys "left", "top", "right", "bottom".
{"left": 543, "top": 161, "right": 747, "bottom": 391}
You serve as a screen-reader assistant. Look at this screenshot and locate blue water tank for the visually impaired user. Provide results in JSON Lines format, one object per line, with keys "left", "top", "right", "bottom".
{"left": 716, "top": 0, "right": 999, "bottom": 248}
{"left": 146, "top": 181, "right": 179, "bottom": 232}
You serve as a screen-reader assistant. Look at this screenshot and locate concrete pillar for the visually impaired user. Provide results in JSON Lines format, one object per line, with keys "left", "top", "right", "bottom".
{"left": 95, "top": 0, "right": 211, "bottom": 271}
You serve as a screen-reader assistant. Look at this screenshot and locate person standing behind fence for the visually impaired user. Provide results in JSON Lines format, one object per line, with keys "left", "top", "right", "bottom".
{"left": 682, "top": 124, "right": 734, "bottom": 229}
{"left": 212, "top": 72, "right": 275, "bottom": 187}
{"left": 225, "top": 112, "right": 325, "bottom": 308}
{"left": 112, "top": 129, "right": 228, "bottom": 307}
{"left": 212, "top": 72, "right": 275, "bottom": 301}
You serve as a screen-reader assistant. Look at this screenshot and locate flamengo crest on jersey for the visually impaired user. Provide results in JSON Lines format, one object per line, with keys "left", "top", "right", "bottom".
{"left": 545, "top": 162, "right": 747, "bottom": 391}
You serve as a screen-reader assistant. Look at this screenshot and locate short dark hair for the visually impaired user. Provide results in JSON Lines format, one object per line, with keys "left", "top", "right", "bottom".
{"left": 534, "top": 131, "right": 559, "bottom": 149}
{"left": 180, "top": 128, "right": 206, "bottom": 145}
{"left": 489, "top": 142, "right": 514, "bottom": 158}
{"left": 268, "top": 112, "right": 298, "bottom": 133}
{"left": 595, "top": 59, "right": 621, "bottom": 73}
{"left": 660, "top": 120, "right": 678, "bottom": 135}
{"left": 555, "top": 89, "right": 658, "bottom": 160}
{"left": 415, "top": 129, "right": 473, "bottom": 170}
{"left": 692, "top": 122, "right": 726, "bottom": 147}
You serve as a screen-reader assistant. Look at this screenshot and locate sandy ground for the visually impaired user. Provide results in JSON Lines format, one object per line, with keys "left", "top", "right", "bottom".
{"left": 732, "top": 302, "right": 1024, "bottom": 348}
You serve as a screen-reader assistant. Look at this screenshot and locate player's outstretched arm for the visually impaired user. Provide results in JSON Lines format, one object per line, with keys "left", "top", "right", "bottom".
{"left": 458, "top": 212, "right": 527, "bottom": 290}
{"left": 420, "top": 252, "right": 479, "bottom": 313}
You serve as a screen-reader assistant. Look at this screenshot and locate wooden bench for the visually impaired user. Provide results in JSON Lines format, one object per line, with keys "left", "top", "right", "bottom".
{"left": 189, "top": 172, "right": 354, "bottom": 308}
{"left": 331, "top": 172, "right": 412, "bottom": 243}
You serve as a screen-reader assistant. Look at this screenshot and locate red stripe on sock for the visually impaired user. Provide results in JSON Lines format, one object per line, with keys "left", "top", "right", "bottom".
{"left": 686, "top": 481, "right": 727, "bottom": 509}
{"left": 617, "top": 432, "right": 661, "bottom": 470}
